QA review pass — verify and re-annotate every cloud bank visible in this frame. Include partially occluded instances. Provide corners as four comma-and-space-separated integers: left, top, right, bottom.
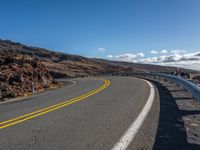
107, 52, 144, 62
106, 49, 200, 71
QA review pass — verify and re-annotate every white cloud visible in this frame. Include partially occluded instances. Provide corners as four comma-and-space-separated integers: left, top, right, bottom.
161, 49, 168, 54
168, 53, 182, 62
183, 51, 200, 58
158, 60, 200, 71
136, 52, 144, 57
105, 50, 200, 71
115, 53, 137, 62
141, 57, 158, 63
141, 52, 200, 64
150, 50, 158, 54
171, 49, 187, 54
114, 52, 145, 62
107, 55, 113, 59
139, 51, 200, 71
97, 48, 106, 52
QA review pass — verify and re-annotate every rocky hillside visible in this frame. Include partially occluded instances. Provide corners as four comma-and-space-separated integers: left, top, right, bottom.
0, 50, 58, 101
0, 39, 183, 79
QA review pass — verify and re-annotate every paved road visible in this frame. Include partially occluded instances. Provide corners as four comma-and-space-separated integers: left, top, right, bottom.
0, 77, 150, 150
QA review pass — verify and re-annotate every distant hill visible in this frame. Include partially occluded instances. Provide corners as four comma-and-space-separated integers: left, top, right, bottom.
0, 39, 182, 79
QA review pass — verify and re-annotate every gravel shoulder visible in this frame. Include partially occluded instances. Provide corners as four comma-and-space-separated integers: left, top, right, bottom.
151, 78, 200, 150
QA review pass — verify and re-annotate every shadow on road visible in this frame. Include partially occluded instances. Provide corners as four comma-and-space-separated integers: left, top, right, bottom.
180, 110, 200, 116
150, 80, 200, 150
174, 97, 193, 100
170, 89, 185, 92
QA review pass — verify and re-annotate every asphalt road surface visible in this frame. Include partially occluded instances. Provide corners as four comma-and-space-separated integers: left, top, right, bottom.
0, 77, 151, 150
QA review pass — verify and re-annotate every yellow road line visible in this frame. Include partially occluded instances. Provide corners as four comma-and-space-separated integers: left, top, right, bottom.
0, 79, 110, 129
0, 80, 108, 125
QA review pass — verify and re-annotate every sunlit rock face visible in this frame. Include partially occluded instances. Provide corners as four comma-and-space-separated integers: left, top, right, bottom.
0, 50, 57, 100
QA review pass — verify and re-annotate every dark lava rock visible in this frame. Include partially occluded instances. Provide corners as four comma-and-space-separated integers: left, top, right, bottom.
0, 51, 58, 100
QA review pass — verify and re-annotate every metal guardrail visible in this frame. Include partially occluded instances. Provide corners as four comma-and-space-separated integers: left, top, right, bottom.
75, 72, 200, 101
147, 73, 200, 101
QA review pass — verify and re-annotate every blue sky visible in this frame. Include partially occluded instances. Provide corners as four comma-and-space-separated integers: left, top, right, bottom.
1, 0, 200, 70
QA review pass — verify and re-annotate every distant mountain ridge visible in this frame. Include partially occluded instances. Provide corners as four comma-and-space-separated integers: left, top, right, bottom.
0, 39, 87, 62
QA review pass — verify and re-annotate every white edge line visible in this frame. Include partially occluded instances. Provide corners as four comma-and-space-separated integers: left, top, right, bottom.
111, 79, 155, 150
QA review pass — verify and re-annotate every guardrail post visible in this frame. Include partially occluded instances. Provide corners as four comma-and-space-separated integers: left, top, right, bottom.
32, 82, 35, 94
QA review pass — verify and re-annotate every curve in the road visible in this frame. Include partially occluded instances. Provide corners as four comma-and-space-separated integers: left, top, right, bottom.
0, 78, 110, 130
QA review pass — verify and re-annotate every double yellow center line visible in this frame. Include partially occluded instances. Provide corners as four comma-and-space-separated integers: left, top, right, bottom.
0, 79, 110, 129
